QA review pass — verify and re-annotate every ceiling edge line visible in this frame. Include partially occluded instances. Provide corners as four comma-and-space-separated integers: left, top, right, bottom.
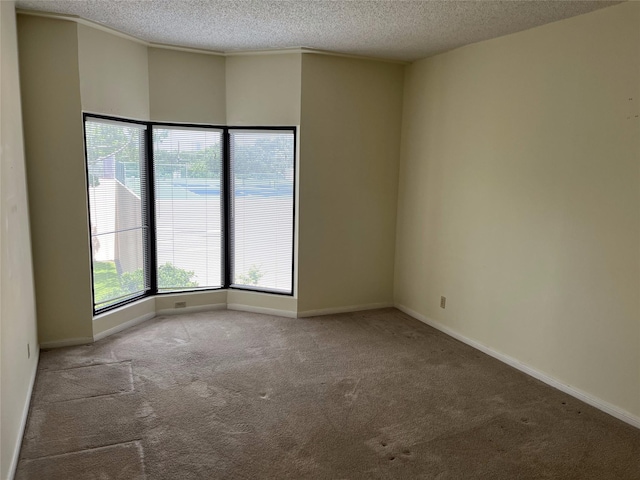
15, 9, 409, 64
227, 47, 409, 64
17, 9, 153, 48
16, 9, 226, 56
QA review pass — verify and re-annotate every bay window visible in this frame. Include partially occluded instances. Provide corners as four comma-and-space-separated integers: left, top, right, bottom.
84, 114, 295, 314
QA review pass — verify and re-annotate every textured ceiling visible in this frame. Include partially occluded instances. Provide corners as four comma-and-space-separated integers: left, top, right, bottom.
15, 0, 622, 62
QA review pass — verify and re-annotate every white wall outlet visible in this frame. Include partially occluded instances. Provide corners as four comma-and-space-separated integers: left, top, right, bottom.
440, 296, 446, 309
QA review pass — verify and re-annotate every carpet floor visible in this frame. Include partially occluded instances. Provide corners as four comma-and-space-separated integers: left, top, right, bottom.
16, 308, 640, 479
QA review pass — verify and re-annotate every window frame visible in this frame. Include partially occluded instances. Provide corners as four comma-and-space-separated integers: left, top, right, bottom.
84, 113, 297, 315
151, 124, 225, 293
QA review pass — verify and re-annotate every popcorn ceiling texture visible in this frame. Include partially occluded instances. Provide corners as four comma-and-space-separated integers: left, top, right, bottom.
15, 0, 620, 61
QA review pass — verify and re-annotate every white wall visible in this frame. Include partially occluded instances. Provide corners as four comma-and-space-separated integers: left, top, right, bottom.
298, 54, 404, 314
0, 2, 40, 478
395, 2, 640, 419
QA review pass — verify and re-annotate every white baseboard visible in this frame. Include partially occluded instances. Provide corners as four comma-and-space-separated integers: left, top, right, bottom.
93, 312, 156, 342
39, 337, 94, 349
395, 303, 640, 430
227, 303, 297, 318
7, 346, 40, 480
297, 302, 393, 318
156, 303, 226, 316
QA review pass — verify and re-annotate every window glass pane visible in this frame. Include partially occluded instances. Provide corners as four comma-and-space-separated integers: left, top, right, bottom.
153, 127, 223, 291
86, 119, 148, 311
230, 130, 294, 293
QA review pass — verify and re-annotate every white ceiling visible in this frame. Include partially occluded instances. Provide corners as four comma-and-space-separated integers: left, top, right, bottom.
15, 0, 622, 62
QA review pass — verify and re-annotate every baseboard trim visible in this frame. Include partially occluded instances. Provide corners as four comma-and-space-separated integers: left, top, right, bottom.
297, 302, 393, 318
156, 303, 226, 316
39, 337, 94, 349
93, 312, 157, 342
395, 303, 640, 430
7, 346, 40, 480
227, 303, 297, 318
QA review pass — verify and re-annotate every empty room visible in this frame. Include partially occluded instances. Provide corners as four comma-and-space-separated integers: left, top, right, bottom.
1, 0, 639, 478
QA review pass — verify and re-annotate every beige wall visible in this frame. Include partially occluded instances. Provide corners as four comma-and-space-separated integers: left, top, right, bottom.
149, 48, 226, 124
395, 2, 640, 417
0, 3, 40, 478
19, 20, 307, 344
226, 54, 301, 125
18, 19, 152, 346
78, 25, 149, 120
227, 290, 297, 317
93, 296, 155, 338
154, 290, 227, 314
12, 0, 639, 449
298, 54, 404, 314
17, 15, 94, 345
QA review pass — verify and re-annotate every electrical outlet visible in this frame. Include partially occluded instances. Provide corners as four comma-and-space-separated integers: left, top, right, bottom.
27, 343, 30, 359
174, 301, 187, 308
440, 296, 446, 309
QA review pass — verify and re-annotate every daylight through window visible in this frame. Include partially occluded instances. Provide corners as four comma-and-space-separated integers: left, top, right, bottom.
84, 116, 296, 313
86, 119, 150, 311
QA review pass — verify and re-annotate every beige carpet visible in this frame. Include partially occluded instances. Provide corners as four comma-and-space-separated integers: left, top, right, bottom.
16, 308, 640, 479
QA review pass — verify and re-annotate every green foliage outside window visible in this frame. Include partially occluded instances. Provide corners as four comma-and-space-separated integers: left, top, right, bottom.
236, 264, 264, 286
93, 261, 199, 307
156, 263, 199, 290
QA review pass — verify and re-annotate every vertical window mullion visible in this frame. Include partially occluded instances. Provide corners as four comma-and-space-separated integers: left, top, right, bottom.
146, 126, 158, 295
223, 129, 232, 288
